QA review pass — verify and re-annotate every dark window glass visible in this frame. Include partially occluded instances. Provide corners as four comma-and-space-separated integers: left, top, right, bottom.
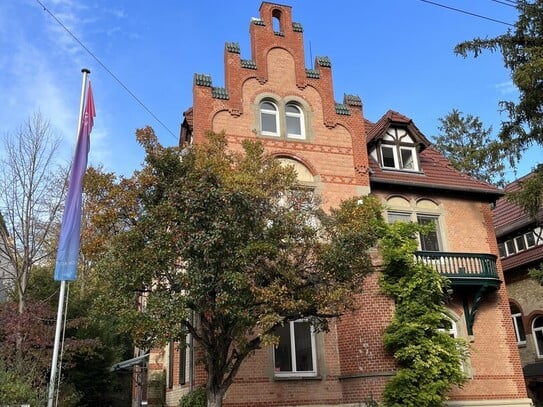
515, 236, 526, 252
505, 240, 516, 255
274, 324, 292, 372
294, 321, 313, 372
417, 215, 441, 252
381, 145, 396, 168
498, 243, 506, 258
526, 232, 536, 248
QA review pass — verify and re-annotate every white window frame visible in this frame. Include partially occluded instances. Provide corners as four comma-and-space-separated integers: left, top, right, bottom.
511, 312, 526, 346
533, 316, 543, 358
260, 101, 280, 137
285, 103, 305, 140
386, 211, 442, 252
273, 320, 317, 377
378, 127, 419, 171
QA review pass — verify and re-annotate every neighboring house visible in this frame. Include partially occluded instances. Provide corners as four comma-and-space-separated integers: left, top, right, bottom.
494, 172, 543, 406
144, 3, 532, 406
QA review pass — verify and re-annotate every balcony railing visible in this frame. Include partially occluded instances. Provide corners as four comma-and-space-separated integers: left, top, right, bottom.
414, 251, 501, 288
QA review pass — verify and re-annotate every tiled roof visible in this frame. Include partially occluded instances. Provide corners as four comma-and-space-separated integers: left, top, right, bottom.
335, 103, 350, 116
344, 94, 361, 107
241, 59, 257, 70
194, 74, 212, 87
316, 56, 331, 68
366, 113, 503, 199
225, 42, 240, 54
183, 107, 193, 128
212, 87, 229, 100
367, 110, 431, 148
493, 172, 543, 237
292, 22, 303, 32
306, 69, 320, 79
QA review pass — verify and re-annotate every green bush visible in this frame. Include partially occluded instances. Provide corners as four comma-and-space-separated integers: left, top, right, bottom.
180, 387, 207, 407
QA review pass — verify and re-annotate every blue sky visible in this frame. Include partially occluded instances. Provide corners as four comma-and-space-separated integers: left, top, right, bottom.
1, 0, 539, 181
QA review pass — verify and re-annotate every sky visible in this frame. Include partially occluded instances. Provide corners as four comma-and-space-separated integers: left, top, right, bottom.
1, 0, 540, 181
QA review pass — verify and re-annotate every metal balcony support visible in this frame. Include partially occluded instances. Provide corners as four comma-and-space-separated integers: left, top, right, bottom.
415, 251, 502, 336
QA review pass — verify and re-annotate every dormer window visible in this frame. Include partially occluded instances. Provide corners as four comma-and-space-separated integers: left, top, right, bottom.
378, 128, 419, 171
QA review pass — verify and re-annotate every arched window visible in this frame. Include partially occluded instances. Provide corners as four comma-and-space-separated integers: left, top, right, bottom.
510, 303, 526, 345
285, 103, 305, 140
532, 316, 543, 357
272, 9, 282, 33
260, 101, 279, 136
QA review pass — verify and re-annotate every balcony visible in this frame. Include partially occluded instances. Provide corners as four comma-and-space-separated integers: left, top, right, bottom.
414, 251, 502, 335
415, 251, 501, 289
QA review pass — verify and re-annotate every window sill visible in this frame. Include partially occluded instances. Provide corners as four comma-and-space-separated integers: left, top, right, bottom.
273, 374, 321, 381
380, 167, 424, 175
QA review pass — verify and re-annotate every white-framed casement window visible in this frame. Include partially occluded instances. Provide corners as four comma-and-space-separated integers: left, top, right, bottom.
510, 303, 526, 346
498, 227, 543, 259
438, 316, 458, 339
274, 320, 317, 377
378, 128, 419, 171
285, 103, 305, 139
387, 211, 442, 252
533, 316, 543, 358
260, 101, 280, 136
417, 214, 441, 252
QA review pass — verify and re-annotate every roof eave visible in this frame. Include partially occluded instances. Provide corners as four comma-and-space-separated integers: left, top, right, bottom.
370, 176, 504, 201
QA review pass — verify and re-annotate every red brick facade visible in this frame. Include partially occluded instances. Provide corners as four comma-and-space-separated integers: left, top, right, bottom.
149, 3, 532, 406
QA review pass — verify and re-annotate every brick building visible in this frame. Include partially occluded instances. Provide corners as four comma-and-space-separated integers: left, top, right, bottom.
494, 172, 543, 406
145, 3, 532, 406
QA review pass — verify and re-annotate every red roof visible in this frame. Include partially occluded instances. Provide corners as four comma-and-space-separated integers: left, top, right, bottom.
366, 111, 503, 200
493, 172, 543, 237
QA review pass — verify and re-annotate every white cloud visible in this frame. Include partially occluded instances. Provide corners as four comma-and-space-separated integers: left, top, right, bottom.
495, 80, 517, 95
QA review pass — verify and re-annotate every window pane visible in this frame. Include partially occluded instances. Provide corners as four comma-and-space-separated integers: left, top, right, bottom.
274, 325, 292, 372
387, 212, 411, 224
514, 314, 526, 342
400, 148, 415, 169
261, 112, 277, 134
417, 215, 441, 252
293, 321, 313, 372
536, 330, 543, 357
534, 316, 543, 329
515, 236, 526, 252
286, 104, 300, 114
505, 240, 516, 255
526, 232, 536, 248
286, 115, 302, 136
498, 243, 506, 258
381, 146, 396, 168
261, 101, 276, 111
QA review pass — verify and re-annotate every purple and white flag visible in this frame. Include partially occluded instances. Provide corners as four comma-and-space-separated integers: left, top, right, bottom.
54, 82, 95, 281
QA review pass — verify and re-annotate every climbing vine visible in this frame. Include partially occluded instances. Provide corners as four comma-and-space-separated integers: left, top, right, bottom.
380, 222, 467, 407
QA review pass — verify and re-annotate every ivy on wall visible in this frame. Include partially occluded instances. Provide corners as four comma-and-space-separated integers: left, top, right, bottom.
379, 222, 467, 407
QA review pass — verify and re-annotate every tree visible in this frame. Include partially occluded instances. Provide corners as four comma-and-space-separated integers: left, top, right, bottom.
98, 128, 386, 407
455, 1, 543, 211
433, 109, 506, 186
380, 222, 467, 407
0, 112, 67, 315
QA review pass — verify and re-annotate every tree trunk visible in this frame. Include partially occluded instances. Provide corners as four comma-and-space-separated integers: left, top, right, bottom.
207, 388, 225, 407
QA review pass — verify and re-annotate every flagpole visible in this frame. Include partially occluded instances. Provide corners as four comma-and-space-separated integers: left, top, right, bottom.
47, 68, 90, 407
